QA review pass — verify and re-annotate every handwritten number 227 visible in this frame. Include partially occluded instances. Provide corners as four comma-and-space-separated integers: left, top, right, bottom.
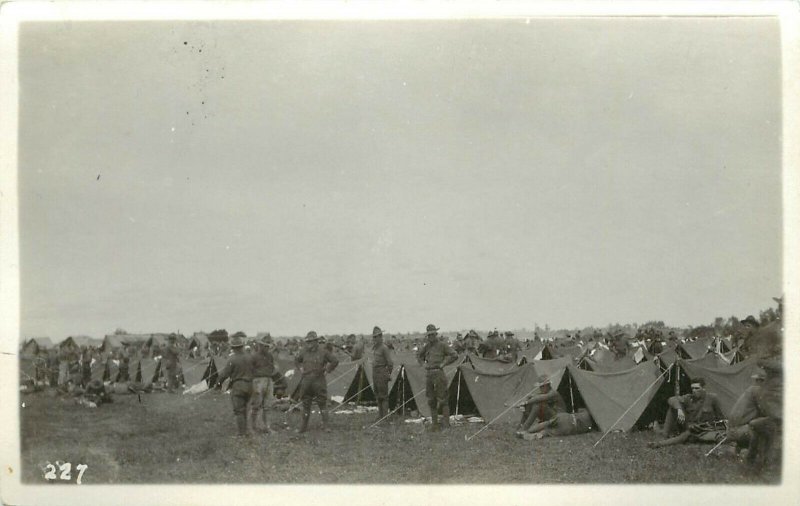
43, 462, 88, 484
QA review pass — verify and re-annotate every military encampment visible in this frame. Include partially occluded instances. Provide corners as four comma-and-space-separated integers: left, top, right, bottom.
18, 304, 784, 484
6, 9, 792, 503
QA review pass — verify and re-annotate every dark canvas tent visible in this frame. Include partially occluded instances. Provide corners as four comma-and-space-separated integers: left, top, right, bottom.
677, 357, 765, 417
181, 358, 212, 387
517, 343, 544, 363
21, 337, 54, 357
682, 353, 730, 370
388, 356, 465, 418
720, 348, 746, 365
541, 342, 586, 361
677, 337, 714, 359
451, 357, 571, 424
468, 354, 519, 374
341, 359, 383, 405
567, 361, 665, 433
188, 333, 209, 350
580, 347, 639, 373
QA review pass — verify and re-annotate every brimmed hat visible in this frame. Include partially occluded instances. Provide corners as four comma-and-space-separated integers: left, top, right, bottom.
372, 326, 384, 338
168, 334, 177, 341
257, 336, 272, 346
425, 324, 439, 335
505, 331, 514, 337
740, 315, 759, 327
305, 331, 319, 342
230, 336, 245, 348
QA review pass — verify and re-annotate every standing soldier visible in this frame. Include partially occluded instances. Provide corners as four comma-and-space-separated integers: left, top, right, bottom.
249, 335, 275, 434
504, 331, 521, 362
417, 324, 458, 432
163, 335, 181, 393
295, 331, 339, 433
57, 342, 78, 388
371, 326, 394, 424
117, 346, 131, 383
81, 347, 93, 387
216, 336, 254, 438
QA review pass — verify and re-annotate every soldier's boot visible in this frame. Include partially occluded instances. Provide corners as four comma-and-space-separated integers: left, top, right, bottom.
298, 410, 311, 434
235, 414, 249, 437
430, 403, 440, 432
441, 405, 451, 430
376, 400, 386, 423
321, 409, 332, 433
381, 400, 391, 424
261, 410, 273, 434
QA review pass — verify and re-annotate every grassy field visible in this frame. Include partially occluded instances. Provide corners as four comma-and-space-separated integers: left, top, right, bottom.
19, 389, 780, 485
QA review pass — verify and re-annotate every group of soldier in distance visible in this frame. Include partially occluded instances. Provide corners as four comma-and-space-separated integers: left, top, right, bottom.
20, 307, 783, 473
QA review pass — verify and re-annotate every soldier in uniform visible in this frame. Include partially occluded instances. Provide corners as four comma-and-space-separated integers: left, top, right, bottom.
648, 377, 725, 448
504, 331, 521, 362
512, 375, 567, 435
249, 336, 275, 434
117, 346, 131, 383
57, 343, 78, 388
80, 347, 93, 387
163, 335, 181, 393
295, 331, 339, 433
371, 326, 394, 424
216, 336, 254, 437
417, 324, 458, 432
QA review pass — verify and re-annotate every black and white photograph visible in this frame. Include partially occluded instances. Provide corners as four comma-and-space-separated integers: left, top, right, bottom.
1, 2, 798, 505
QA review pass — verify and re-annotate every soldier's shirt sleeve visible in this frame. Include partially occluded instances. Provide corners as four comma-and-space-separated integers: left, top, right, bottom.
217, 361, 232, 383
326, 351, 339, 372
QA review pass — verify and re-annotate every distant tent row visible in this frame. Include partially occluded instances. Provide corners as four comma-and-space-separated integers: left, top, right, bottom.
21, 341, 766, 434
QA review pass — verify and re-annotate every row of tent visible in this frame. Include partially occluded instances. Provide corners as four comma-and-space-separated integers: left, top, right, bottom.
19, 356, 219, 390
20, 345, 763, 433
272, 349, 764, 432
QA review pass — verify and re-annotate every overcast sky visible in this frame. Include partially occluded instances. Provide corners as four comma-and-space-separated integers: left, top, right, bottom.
18, 18, 782, 340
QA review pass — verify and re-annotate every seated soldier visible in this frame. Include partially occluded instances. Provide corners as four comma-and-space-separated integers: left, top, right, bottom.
83, 379, 113, 405
747, 358, 782, 470
648, 377, 726, 448
726, 372, 766, 452
519, 408, 593, 440
512, 375, 567, 436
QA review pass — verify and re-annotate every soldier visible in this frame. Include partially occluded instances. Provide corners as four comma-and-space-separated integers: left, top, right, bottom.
117, 346, 131, 383
504, 331, 521, 362
464, 330, 481, 354
371, 326, 394, 424
57, 343, 78, 388
80, 347, 93, 387
33, 349, 48, 385
417, 324, 458, 432
163, 335, 181, 393
295, 331, 339, 433
512, 375, 567, 436
249, 335, 275, 434
739, 315, 759, 352
216, 336, 254, 438
747, 358, 782, 470
648, 377, 725, 448
727, 372, 766, 453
